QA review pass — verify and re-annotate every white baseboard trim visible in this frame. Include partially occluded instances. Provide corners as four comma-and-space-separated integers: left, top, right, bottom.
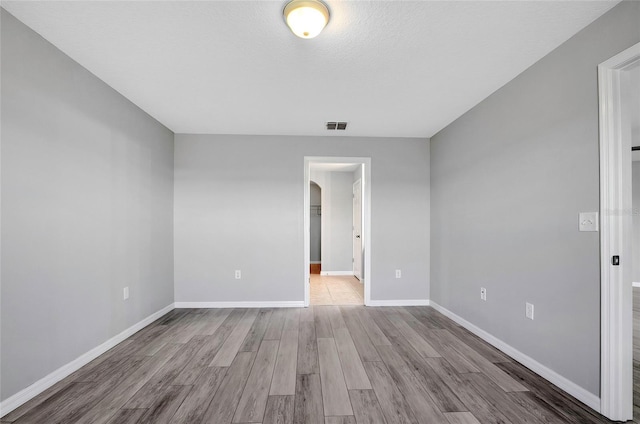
310, 261, 321, 264
0, 303, 175, 418
174, 301, 305, 308
320, 271, 354, 276
367, 299, 430, 307
428, 301, 601, 413
632, 282, 640, 288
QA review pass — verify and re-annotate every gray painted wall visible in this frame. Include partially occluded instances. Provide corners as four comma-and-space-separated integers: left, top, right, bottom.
311, 170, 354, 273
631, 65, 640, 151
174, 134, 430, 303
353, 165, 364, 279
430, 1, 640, 397
1, 10, 175, 401
310, 182, 321, 262
326, 172, 353, 272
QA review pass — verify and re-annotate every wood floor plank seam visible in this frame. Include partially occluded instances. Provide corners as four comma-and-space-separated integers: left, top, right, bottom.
233, 339, 280, 423
211, 309, 260, 367
200, 351, 257, 424
386, 334, 467, 413
169, 366, 227, 423
375, 344, 446, 422
347, 389, 388, 424
332, 327, 372, 390
341, 309, 382, 362
270, 330, 299, 396
362, 360, 418, 424
317, 338, 353, 416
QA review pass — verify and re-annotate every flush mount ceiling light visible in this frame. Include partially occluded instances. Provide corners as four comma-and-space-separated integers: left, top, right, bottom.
283, 0, 330, 39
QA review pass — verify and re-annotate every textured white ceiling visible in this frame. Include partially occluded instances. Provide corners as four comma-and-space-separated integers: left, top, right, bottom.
2, 0, 619, 138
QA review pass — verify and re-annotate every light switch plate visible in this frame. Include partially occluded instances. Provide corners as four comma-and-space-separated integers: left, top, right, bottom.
579, 212, 598, 232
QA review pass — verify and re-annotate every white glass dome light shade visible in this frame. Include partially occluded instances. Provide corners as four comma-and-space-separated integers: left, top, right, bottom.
283, 0, 330, 39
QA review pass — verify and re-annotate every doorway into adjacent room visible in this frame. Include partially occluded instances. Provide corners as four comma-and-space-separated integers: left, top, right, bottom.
304, 157, 371, 306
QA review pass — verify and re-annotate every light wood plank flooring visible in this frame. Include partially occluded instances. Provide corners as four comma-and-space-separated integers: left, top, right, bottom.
1, 305, 617, 424
311, 275, 363, 305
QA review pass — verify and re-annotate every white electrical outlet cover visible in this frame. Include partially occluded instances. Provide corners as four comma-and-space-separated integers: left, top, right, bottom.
526, 302, 534, 320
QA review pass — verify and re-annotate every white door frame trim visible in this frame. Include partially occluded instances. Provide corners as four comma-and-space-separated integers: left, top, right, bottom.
599, 41, 639, 421
304, 157, 372, 307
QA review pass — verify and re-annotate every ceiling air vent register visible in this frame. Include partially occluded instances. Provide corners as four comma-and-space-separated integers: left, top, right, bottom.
326, 122, 348, 130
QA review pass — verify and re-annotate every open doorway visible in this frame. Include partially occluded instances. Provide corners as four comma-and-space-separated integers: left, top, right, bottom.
304, 157, 371, 307
308, 163, 363, 305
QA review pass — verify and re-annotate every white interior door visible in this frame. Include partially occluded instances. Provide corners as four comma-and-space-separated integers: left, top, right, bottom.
353, 179, 363, 280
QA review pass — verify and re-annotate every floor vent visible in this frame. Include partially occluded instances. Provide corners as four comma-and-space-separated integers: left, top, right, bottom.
326, 121, 348, 130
